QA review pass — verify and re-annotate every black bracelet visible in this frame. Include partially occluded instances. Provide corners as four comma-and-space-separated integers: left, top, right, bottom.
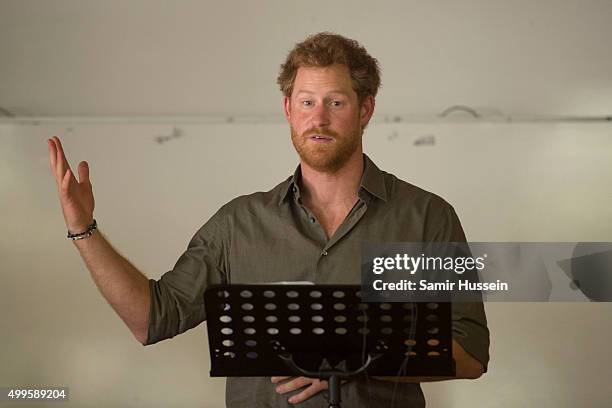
67, 219, 98, 241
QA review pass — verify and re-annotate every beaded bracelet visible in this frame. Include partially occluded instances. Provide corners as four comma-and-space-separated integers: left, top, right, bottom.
67, 219, 98, 241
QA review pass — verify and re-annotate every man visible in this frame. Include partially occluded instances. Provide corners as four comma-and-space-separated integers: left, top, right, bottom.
48, 32, 489, 407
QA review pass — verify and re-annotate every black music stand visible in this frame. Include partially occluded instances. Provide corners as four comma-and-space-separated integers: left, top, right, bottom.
204, 284, 454, 408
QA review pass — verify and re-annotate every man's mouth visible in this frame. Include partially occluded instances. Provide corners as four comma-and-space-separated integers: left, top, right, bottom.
310, 135, 333, 141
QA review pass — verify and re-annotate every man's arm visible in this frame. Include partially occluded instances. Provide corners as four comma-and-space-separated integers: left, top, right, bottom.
372, 339, 484, 383
72, 231, 151, 344
48, 137, 150, 344
272, 337, 485, 404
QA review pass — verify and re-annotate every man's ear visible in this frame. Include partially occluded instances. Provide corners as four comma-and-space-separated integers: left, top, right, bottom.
360, 95, 375, 128
283, 96, 291, 122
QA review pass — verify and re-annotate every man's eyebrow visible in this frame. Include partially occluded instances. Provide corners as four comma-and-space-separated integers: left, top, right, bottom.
295, 90, 351, 96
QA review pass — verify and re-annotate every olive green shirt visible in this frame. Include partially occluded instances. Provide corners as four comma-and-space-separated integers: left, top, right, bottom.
145, 154, 490, 407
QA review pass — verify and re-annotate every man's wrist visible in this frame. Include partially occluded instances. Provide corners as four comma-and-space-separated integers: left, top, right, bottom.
67, 219, 97, 241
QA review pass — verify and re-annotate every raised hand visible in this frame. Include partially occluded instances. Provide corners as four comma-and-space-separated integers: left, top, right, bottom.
48, 136, 95, 233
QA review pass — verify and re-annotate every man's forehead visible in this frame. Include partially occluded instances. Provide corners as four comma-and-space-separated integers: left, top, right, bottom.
293, 64, 355, 95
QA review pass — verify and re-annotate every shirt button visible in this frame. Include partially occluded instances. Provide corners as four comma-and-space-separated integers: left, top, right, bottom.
292, 186, 297, 193
309, 217, 316, 223
322, 251, 328, 256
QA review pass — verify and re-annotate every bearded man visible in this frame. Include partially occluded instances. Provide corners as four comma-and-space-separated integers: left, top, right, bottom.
49, 32, 489, 407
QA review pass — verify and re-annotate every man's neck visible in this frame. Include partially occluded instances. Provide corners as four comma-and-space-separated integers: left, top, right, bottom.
299, 151, 364, 211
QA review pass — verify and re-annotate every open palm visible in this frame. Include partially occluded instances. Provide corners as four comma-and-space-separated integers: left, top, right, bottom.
48, 136, 95, 233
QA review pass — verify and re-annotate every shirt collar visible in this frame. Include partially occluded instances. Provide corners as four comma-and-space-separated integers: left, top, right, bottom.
360, 154, 388, 202
279, 154, 388, 205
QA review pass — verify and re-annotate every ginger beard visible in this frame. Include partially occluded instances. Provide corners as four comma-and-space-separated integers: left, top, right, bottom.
290, 115, 363, 173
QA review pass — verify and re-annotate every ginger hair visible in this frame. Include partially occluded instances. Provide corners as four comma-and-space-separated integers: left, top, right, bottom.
277, 32, 381, 106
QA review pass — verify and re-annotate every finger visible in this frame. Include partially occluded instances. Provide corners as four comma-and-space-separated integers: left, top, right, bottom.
48, 138, 57, 173
61, 168, 73, 193
77, 161, 90, 184
271, 376, 290, 384
288, 380, 328, 404
53, 136, 65, 180
50, 137, 64, 185
275, 377, 311, 395
54, 136, 72, 181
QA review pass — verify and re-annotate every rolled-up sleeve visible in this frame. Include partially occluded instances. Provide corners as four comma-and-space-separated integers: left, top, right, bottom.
451, 301, 490, 372
426, 197, 491, 372
144, 212, 228, 345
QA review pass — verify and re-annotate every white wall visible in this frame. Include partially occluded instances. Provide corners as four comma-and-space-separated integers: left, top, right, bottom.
1, 121, 611, 407
1, 0, 611, 117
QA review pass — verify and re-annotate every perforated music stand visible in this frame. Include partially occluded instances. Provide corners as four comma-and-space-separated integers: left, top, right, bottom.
204, 284, 454, 408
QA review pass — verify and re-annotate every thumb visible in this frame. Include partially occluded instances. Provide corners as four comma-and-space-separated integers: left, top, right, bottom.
77, 161, 90, 184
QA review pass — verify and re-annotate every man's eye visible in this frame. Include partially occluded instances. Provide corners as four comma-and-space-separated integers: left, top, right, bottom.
302, 100, 312, 106
330, 100, 343, 107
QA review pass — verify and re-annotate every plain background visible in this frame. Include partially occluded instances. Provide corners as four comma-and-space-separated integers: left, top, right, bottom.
1, 1, 611, 407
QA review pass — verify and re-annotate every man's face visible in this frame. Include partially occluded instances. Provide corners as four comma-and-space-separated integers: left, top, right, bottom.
284, 63, 374, 173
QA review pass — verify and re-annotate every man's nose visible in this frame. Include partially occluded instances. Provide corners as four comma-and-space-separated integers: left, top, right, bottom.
311, 103, 331, 127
